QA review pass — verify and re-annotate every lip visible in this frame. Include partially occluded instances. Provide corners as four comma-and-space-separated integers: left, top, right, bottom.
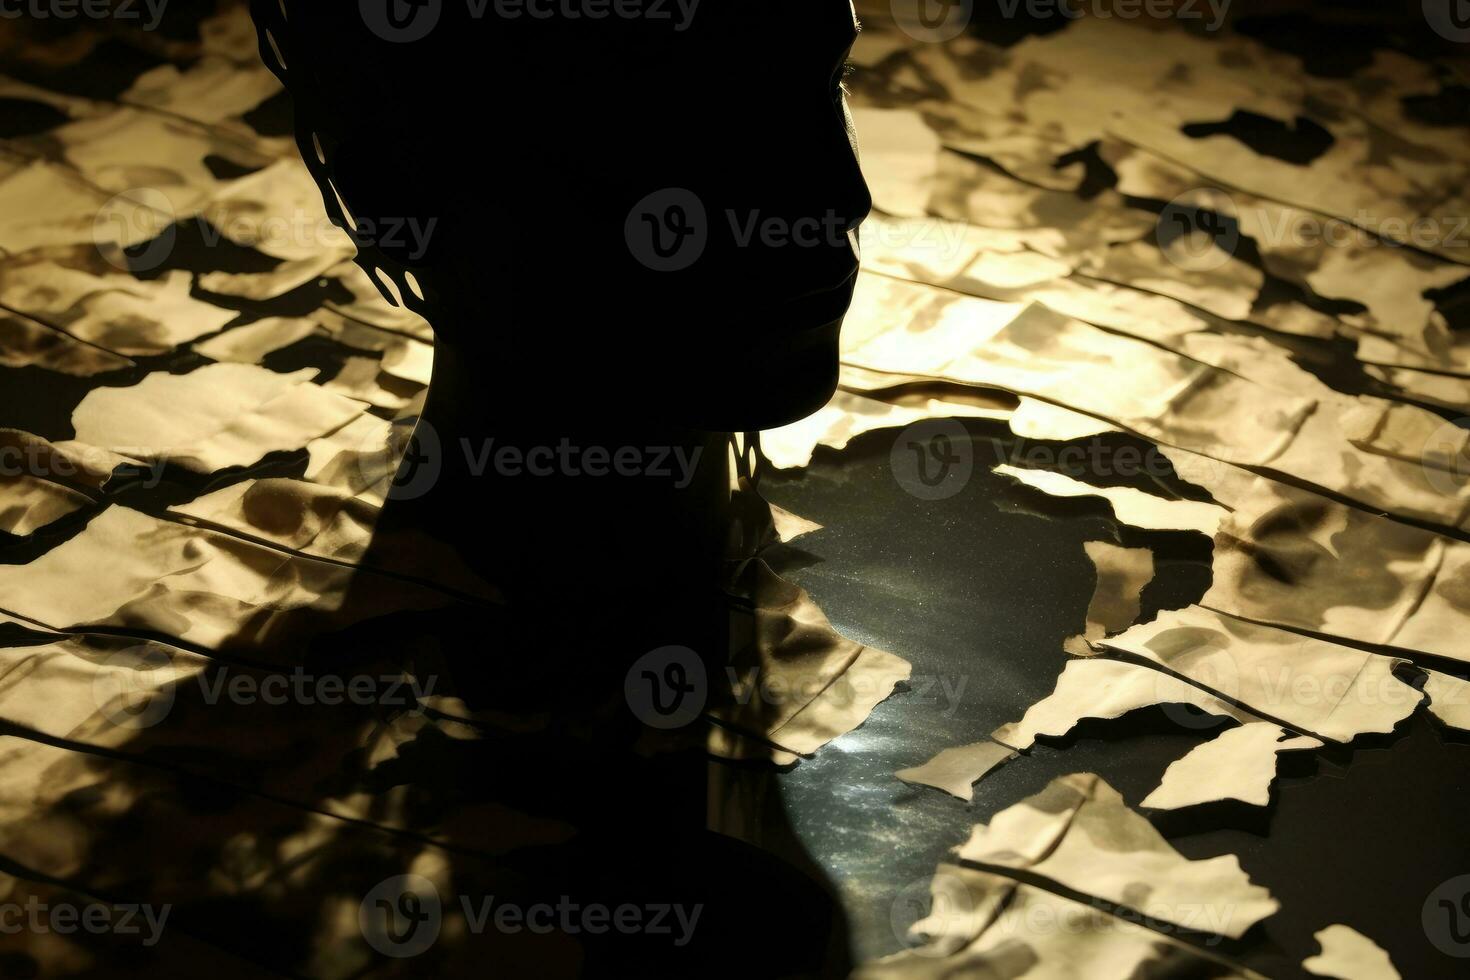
769, 262, 861, 322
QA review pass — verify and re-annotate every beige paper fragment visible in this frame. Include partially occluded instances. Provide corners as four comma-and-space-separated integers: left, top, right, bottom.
0, 428, 122, 490
761, 387, 1008, 470
1108, 98, 1470, 265
705, 725, 799, 767
0, 311, 132, 377
55, 107, 272, 217
1008, 397, 1121, 442
200, 2, 267, 62
1304, 925, 1401, 980
192, 316, 321, 363
120, 56, 282, 127
842, 283, 1315, 472
0, 475, 90, 537
1080, 238, 1262, 323
956, 773, 1279, 938
714, 561, 910, 756
1169, 333, 1470, 532
197, 250, 346, 302
997, 464, 1224, 535
895, 741, 1016, 801
323, 260, 435, 339
892, 863, 1013, 960
928, 151, 1155, 263
1067, 540, 1154, 655
859, 869, 1267, 979
321, 356, 417, 412
170, 478, 376, 563
769, 504, 821, 543
1141, 722, 1322, 810
992, 657, 1264, 752
200, 157, 356, 263
1098, 606, 1420, 743
1202, 477, 1470, 663
1365, 365, 1470, 412
0, 262, 238, 356
1422, 670, 1470, 732
0, 161, 128, 254
0, 506, 452, 656
71, 363, 366, 474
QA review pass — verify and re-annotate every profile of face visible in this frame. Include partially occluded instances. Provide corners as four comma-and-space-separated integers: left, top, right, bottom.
254, 1, 870, 430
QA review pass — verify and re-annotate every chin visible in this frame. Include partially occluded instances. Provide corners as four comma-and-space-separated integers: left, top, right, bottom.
681, 317, 843, 432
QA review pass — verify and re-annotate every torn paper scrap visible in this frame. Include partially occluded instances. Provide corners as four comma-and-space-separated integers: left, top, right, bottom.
992, 657, 1265, 752
192, 317, 322, 363
0, 475, 90, 537
1141, 722, 1322, 810
71, 363, 367, 474
1421, 670, 1470, 732
1008, 397, 1121, 442
996, 464, 1225, 535
895, 741, 1016, 802
769, 504, 821, 543
1203, 476, 1470, 664
956, 773, 1279, 938
1097, 605, 1420, 743
761, 387, 1008, 470
1064, 540, 1155, 656
0, 505, 453, 657
713, 561, 911, 756
859, 867, 1268, 979
0, 263, 238, 357
1304, 925, 1401, 980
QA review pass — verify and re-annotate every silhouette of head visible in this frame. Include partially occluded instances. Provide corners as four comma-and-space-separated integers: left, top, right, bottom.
253, 1, 870, 429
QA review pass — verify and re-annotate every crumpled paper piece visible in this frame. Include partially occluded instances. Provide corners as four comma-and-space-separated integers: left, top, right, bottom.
996, 465, 1225, 536
761, 386, 1009, 470
1141, 722, 1322, 810
71, 363, 367, 473
1064, 540, 1155, 657
895, 741, 1016, 802
1097, 605, 1420, 743
0, 257, 240, 356
1421, 669, 1470, 732
843, 283, 1314, 471
956, 773, 1279, 939
0, 310, 133, 376
0, 475, 90, 537
1304, 924, 1401, 980
858, 866, 1268, 979
713, 560, 911, 757
992, 657, 1265, 752
1202, 477, 1470, 664
0, 505, 455, 657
